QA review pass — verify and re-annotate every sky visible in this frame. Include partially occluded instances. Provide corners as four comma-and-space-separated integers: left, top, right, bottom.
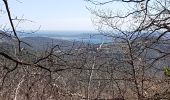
1, 0, 95, 31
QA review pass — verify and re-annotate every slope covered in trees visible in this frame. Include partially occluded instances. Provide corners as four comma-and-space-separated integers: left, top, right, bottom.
0, 0, 170, 100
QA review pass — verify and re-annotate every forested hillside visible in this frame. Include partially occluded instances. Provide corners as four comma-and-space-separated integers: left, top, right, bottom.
0, 0, 170, 100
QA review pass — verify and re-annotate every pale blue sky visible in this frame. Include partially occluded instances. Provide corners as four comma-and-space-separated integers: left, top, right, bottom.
1, 0, 95, 31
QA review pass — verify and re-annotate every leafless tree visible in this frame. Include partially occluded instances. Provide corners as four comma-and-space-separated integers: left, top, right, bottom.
2, 0, 170, 99
86, 0, 170, 99
0, 0, 87, 99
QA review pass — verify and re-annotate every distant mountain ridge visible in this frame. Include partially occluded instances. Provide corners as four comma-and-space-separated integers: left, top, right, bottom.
21, 36, 88, 51
20, 31, 112, 44
0, 30, 16, 44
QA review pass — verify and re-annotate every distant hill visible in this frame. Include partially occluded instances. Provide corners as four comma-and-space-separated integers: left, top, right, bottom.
20, 31, 112, 44
21, 37, 88, 51
0, 30, 16, 44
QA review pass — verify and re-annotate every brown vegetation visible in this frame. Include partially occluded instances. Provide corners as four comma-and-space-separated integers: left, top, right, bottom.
0, 0, 170, 100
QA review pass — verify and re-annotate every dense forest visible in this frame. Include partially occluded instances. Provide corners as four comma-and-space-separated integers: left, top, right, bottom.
0, 0, 170, 100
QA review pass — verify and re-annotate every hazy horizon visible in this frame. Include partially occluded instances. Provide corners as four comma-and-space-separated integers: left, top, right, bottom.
19, 30, 112, 44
